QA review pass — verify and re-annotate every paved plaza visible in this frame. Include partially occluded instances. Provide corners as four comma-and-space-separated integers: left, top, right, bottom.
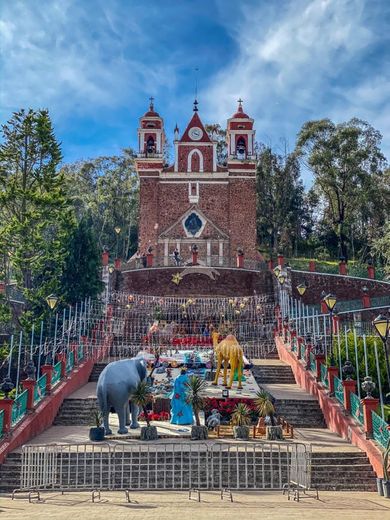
1, 491, 389, 520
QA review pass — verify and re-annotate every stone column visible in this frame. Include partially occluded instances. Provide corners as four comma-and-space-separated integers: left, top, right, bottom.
57, 353, 67, 378
315, 354, 326, 381
41, 365, 54, 394
342, 379, 356, 413
277, 254, 284, 267
21, 379, 36, 411
327, 366, 339, 396
309, 260, 316, 272
361, 397, 379, 438
367, 264, 375, 279
339, 260, 347, 275
146, 252, 154, 267
0, 399, 14, 434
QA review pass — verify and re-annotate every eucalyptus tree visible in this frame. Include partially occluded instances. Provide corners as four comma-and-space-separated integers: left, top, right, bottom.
296, 118, 386, 260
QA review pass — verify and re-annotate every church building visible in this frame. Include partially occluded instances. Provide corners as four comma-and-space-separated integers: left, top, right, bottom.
135, 99, 257, 266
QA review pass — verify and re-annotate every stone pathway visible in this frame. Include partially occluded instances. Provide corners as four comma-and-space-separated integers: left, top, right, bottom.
1, 490, 389, 519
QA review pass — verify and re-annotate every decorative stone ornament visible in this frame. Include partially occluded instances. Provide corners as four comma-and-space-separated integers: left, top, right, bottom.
362, 376, 375, 398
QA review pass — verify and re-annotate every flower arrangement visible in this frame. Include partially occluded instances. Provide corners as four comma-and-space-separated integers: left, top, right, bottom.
204, 397, 258, 423
139, 410, 170, 422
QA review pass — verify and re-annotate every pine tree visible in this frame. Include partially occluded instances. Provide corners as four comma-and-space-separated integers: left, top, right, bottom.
60, 217, 104, 304
0, 109, 74, 325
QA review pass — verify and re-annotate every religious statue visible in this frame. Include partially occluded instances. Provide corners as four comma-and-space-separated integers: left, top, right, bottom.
170, 369, 194, 425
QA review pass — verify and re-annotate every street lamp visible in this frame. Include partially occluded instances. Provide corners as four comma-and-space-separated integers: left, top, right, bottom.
372, 314, 390, 391
46, 294, 58, 310
323, 293, 337, 365
296, 283, 307, 297
108, 265, 115, 274
278, 271, 286, 285
273, 265, 281, 278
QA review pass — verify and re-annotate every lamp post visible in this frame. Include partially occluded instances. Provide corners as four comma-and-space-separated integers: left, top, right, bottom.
323, 293, 337, 365
114, 226, 121, 259
372, 314, 390, 392
278, 271, 287, 318
46, 294, 58, 311
296, 283, 307, 337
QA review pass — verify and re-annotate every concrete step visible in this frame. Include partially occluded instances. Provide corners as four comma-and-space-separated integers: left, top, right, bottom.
0, 449, 377, 493
53, 398, 98, 425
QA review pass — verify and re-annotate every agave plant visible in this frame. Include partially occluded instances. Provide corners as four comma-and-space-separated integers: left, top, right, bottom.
131, 380, 153, 427
92, 410, 103, 428
185, 375, 208, 426
231, 402, 252, 427
254, 390, 276, 426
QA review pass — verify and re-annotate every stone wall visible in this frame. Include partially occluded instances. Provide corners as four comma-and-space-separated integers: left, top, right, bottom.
291, 271, 390, 304
118, 267, 273, 297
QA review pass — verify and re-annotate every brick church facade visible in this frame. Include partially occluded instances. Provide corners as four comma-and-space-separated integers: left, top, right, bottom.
135, 99, 257, 266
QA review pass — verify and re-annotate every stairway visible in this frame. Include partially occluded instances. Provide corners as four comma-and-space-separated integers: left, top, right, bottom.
311, 452, 377, 491
252, 364, 296, 384
0, 448, 376, 493
53, 398, 98, 426
89, 362, 107, 382
272, 399, 326, 428
0, 452, 21, 493
252, 363, 326, 428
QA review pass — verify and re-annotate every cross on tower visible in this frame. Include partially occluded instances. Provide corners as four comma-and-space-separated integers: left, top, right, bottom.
237, 98, 243, 107
149, 96, 154, 110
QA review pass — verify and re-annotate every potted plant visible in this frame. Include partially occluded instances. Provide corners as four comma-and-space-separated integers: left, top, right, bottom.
254, 390, 283, 440
231, 402, 251, 440
382, 439, 390, 498
186, 375, 208, 440
131, 381, 158, 441
89, 411, 105, 442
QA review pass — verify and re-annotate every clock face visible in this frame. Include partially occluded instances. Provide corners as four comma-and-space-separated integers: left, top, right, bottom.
189, 127, 203, 141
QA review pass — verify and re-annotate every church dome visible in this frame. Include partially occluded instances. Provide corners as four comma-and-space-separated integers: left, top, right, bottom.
232, 99, 249, 118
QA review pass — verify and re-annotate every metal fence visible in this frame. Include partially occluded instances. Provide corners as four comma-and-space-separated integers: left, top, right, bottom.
15, 441, 312, 497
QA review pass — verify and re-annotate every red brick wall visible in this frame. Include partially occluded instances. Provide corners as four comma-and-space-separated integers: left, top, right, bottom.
120, 267, 273, 297
178, 145, 213, 172
138, 177, 159, 253
228, 178, 257, 258
291, 271, 390, 304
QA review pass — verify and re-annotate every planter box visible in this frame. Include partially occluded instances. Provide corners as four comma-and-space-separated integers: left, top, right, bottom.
266, 425, 284, 440
140, 425, 158, 441
191, 425, 208, 440
89, 427, 105, 442
233, 425, 250, 440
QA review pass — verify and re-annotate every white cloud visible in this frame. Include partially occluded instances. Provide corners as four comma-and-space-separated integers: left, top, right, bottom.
201, 0, 389, 165
0, 0, 176, 119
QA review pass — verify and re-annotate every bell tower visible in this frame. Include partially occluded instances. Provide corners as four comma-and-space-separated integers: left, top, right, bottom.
226, 99, 255, 160
135, 99, 165, 254
137, 97, 165, 158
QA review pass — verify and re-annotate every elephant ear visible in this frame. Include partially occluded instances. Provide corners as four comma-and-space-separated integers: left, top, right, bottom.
135, 357, 148, 380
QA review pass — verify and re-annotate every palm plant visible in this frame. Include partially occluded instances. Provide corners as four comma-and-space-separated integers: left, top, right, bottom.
231, 403, 252, 427
185, 375, 208, 426
131, 380, 153, 427
254, 390, 276, 426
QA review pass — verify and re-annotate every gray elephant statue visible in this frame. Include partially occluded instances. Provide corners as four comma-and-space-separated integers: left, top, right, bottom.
96, 357, 147, 435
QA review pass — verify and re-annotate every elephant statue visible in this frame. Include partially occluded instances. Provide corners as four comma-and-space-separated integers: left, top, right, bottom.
96, 357, 147, 435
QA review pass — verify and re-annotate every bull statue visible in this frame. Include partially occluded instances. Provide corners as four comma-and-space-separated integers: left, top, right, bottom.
96, 357, 147, 435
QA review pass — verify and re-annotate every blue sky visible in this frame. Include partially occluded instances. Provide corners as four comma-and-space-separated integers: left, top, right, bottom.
0, 0, 389, 184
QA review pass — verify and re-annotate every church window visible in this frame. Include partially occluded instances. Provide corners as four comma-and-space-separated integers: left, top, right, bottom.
187, 149, 204, 172
183, 212, 203, 236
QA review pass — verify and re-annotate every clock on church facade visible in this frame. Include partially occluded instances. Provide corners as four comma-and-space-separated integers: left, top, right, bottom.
135, 98, 257, 266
